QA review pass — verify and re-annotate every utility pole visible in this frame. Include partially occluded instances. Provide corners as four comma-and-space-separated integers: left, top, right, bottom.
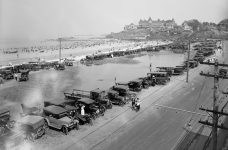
199, 59, 228, 150
150, 63, 152, 72
186, 40, 190, 83
59, 38, 62, 62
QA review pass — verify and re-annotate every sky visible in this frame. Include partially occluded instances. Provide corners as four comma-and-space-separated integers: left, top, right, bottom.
0, 0, 228, 40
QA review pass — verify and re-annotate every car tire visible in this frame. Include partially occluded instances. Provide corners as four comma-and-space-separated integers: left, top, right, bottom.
109, 103, 113, 109
62, 126, 68, 135
44, 120, 49, 132
75, 123, 79, 130
88, 118, 93, 126
27, 134, 35, 142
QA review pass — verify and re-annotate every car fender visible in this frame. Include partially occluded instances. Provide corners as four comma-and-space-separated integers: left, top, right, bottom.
44, 118, 50, 126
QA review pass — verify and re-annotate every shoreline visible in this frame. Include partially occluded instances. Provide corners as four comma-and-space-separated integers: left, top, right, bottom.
0, 40, 171, 66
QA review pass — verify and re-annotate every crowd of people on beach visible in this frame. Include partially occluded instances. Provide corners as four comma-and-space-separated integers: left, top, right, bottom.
0, 39, 132, 55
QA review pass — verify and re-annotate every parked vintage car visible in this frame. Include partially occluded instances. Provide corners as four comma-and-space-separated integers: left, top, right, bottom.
138, 77, 150, 88
64, 89, 83, 101
184, 60, 199, 68
111, 85, 135, 102
128, 79, 143, 92
147, 72, 170, 85
43, 105, 79, 135
107, 90, 126, 106
76, 98, 105, 119
44, 100, 93, 125
64, 89, 112, 109
54, 63, 65, 70
90, 89, 113, 109
172, 67, 184, 75
0, 70, 14, 80
15, 115, 46, 141
219, 68, 227, 76
64, 60, 73, 66
17, 69, 29, 81
0, 108, 15, 136
156, 67, 174, 76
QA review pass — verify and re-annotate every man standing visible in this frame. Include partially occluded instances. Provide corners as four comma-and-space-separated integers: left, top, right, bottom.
14, 73, 18, 81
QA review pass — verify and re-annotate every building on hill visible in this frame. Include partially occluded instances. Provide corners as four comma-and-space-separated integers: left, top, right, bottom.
182, 22, 193, 31
124, 23, 138, 31
137, 17, 176, 31
138, 19, 150, 29
164, 19, 177, 29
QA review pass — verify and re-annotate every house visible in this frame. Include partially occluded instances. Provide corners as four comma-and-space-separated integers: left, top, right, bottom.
164, 19, 177, 29
182, 22, 193, 31
124, 23, 138, 31
138, 19, 150, 29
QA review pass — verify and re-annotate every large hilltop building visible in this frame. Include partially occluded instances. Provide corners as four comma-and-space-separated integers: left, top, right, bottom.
124, 17, 177, 31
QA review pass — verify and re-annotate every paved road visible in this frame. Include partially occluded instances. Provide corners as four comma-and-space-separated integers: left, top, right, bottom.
93, 41, 228, 150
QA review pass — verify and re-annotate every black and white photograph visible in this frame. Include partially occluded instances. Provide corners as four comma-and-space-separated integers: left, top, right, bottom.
0, 0, 228, 149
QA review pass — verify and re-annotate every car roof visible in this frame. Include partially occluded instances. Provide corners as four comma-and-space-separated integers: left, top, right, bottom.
78, 98, 95, 104
113, 85, 128, 90
91, 88, 104, 93
19, 69, 30, 73
44, 105, 67, 114
147, 72, 167, 75
18, 115, 44, 126
129, 79, 141, 83
108, 90, 119, 94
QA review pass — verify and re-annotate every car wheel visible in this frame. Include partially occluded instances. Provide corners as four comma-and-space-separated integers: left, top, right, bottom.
75, 123, 79, 130
88, 118, 93, 126
62, 126, 68, 135
27, 134, 35, 142
109, 103, 113, 109
44, 120, 49, 131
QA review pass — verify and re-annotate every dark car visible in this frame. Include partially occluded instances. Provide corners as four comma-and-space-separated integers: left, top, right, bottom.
44, 100, 93, 125
107, 90, 126, 106
128, 79, 143, 92
54, 63, 65, 70
0, 70, 14, 80
90, 89, 112, 109
0, 109, 15, 136
111, 85, 135, 102
219, 68, 227, 76
17, 69, 30, 81
147, 72, 170, 85
43, 105, 79, 135
15, 115, 46, 141
76, 98, 105, 119
138, 77, 150, 89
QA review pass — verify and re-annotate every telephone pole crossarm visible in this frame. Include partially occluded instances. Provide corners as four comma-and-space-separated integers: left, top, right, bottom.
199, 120, 228, 130
199, 107, 228, 116
200, 72, 228, 79
200, 61, 228, 67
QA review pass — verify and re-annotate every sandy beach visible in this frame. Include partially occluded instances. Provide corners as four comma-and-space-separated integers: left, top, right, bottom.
0, 39, 169, 66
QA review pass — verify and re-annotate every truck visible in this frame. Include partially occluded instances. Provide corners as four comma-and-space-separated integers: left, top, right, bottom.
64, 89, 112, 109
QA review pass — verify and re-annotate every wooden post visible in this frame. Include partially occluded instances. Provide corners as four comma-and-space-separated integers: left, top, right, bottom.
212, 59, 219, 150
186, 41, 190, 83
59, 38, 62, 62
199, 59, 228, 150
